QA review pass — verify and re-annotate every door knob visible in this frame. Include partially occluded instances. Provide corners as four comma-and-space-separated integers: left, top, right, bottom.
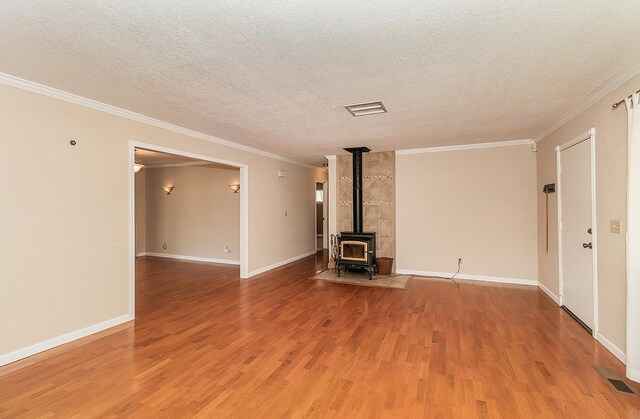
582, 242, 592, 249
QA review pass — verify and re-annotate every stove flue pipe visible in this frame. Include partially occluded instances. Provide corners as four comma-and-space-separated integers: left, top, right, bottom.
344, 147, 370, 233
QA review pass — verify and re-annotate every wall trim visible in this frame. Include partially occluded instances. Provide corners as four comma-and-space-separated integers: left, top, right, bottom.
135, 252, 147, 257
628, 367, 640, 383
538, 281, 561, 305
395, 139, 533, 155
596, 332, 627, 364
143, 252, 240, 265
145, 161, 217, 169
249, 250, 317, 277
0, 313, 132, 367
395, 269, 537, 286
534, 58, 640, 142
0, 72, 315, 169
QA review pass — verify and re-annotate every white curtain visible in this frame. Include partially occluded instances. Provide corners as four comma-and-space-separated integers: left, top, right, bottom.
626, 92, 640, 382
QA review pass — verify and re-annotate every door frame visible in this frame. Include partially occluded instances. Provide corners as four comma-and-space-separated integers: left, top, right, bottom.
129, 141, 249, 318
555, 128, 598, 337
322, 182, 328, 249
314, 181, 318, 252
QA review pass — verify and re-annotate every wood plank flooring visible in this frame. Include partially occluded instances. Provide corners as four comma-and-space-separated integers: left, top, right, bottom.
1, 253, 639, 418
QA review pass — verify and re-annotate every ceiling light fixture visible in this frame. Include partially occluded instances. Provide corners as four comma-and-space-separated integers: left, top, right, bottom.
345, 101, 387, 117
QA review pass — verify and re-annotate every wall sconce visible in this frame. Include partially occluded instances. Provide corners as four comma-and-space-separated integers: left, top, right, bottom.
162, 186, 174, 195
229, 184, 240, 194
134, 161, 145, 173
134, 149, 144, 174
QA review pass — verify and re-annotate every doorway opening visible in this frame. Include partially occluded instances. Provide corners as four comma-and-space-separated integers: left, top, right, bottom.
129, 141, 248, 318
315, 182, 328, 251
556, 128, 598, 337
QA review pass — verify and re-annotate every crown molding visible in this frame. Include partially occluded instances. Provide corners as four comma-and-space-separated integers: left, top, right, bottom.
0, 72, 317, 169
534, 57, 640, 142
395, 139, 534, 155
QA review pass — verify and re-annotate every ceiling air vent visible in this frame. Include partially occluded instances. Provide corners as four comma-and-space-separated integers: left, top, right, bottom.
345, 101, 387, 117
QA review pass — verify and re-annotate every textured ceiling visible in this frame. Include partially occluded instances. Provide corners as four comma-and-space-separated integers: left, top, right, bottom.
1, 1, 640, 165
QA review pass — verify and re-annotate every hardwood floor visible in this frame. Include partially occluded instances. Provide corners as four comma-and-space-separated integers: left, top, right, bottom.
1, 253, 639, 418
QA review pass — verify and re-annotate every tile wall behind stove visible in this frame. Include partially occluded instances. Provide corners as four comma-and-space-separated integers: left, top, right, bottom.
338, 151, 395, 260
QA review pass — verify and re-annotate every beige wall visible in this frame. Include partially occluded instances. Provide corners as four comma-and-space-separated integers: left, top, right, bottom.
0, 82, 326, 357
536, 73, 640, 352
135, 170, 146, 255
396, 145, 538, 281
143, 165, 240, 261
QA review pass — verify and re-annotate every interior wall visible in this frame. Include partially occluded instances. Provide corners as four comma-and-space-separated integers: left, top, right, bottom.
536, 72, 640, 353
396, 145, 538, 281
0, 82, 326, 358
135, 170, 146, 255
143, 165, 240, 262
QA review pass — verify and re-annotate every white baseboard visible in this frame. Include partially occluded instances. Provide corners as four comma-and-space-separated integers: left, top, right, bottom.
135, 252, 147, 257
596, 332, 627, 364
538, 281, 561, 305
0, 313, 132, 367
249, 250, 317, 277
627, 367, 640, 383
143, 252, 240, 265
395, 269, 537, 286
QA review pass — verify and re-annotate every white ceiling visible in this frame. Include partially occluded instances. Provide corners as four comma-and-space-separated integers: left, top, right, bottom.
135, 148, 205, 166
1, 1, 639, 165
135, 148, 237, 170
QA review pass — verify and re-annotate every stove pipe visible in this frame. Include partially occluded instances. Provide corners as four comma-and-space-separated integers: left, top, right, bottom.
344, 147, 370, 233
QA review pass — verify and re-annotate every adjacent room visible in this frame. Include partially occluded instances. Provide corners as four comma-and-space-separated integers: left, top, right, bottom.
134, 148, 242, 266
1, 1, 640, 417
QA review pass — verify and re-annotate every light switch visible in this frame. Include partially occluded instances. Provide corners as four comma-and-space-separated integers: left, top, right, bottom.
610, 219, 621, 234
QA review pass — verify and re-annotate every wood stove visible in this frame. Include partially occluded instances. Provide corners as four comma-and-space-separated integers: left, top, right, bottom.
337, 231, 376, 279
336, 147, 377, 279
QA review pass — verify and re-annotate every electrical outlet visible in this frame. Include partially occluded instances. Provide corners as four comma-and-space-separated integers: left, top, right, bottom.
162, 242, 167, 250
223, 246, 230, 253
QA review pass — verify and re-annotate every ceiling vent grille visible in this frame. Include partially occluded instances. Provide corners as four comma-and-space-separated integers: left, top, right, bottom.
345, 101, 387, 117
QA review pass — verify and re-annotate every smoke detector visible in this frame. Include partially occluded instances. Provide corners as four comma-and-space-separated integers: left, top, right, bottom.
345, 101, 387, 117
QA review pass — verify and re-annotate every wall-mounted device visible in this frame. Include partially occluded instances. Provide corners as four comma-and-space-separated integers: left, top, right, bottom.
543, 183, 556, 253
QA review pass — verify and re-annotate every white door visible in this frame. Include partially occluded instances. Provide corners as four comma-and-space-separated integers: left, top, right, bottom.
560, 138, 594, 330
